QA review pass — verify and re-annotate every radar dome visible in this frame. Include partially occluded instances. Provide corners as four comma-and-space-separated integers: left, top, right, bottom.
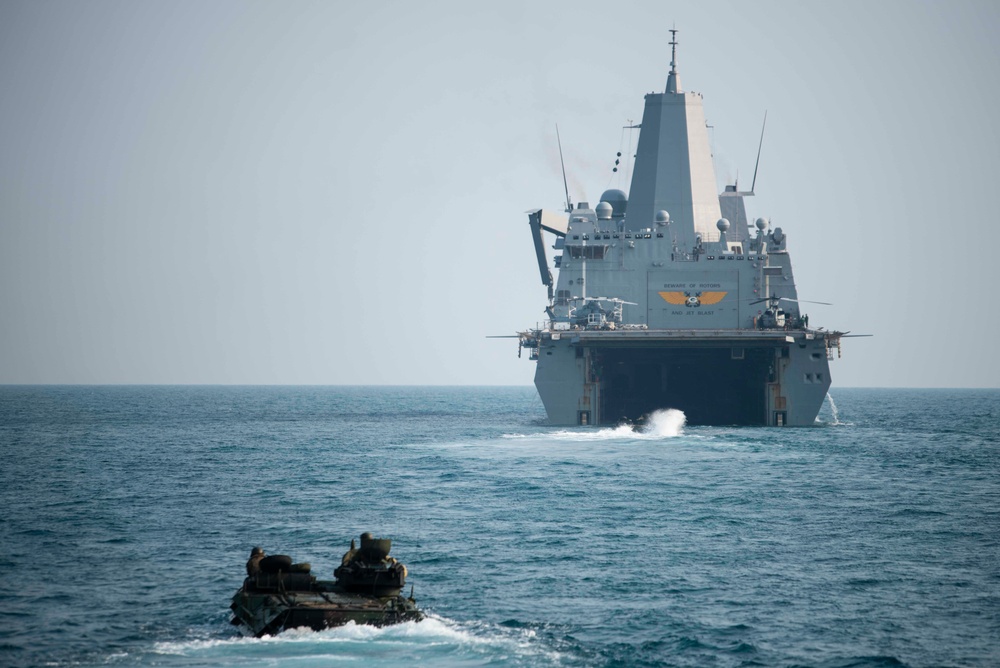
654, 210, 670, 224
716, 218, 730, 232
755, 217, 768, 231
598, 189, 627, 218
596, 202, 613, 220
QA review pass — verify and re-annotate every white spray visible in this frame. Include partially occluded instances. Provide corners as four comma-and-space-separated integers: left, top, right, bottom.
824, 392, 840, 425
636, 408, 687, 438
506, 408, 687, 441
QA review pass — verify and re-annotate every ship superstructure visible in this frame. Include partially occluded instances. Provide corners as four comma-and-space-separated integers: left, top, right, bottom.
518, 33, 843, 427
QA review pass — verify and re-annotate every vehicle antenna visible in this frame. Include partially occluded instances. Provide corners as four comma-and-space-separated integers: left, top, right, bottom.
556, 124, 572, 213
750, 110, 767, 194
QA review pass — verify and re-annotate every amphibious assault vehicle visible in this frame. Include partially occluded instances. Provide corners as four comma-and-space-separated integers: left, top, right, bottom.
230, 534, 422, 637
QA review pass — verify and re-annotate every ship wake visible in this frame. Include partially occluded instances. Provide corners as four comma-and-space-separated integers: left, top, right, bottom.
150, 616, 564, 666
503, 408, 686, 441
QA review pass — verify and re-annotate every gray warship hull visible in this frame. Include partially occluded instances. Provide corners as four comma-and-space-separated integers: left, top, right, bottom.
532, 328, 833, 427
516, 33, 843, 427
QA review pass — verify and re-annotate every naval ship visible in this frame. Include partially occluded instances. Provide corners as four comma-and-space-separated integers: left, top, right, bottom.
517, 33, 845, 427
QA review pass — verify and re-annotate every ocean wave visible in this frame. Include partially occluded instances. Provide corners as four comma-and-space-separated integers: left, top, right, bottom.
149, 615, 565, 666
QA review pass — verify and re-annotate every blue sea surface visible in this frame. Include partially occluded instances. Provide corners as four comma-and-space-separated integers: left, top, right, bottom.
1, 386, 998, 667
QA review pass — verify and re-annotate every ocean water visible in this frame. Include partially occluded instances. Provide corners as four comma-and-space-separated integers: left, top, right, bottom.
1, 386, 998, 667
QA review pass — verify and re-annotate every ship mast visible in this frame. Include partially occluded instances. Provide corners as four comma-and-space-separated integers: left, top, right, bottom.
629, 28, 721, 243
666, 28, 681, 94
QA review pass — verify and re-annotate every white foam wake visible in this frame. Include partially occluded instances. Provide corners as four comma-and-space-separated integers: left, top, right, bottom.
150, 616, 563, 666
505, 408, 686, 441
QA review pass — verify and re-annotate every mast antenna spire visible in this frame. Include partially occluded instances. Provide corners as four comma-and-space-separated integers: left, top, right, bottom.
750, 110, 767, 194
666, 27, 681, 93
556, 124, 572, 213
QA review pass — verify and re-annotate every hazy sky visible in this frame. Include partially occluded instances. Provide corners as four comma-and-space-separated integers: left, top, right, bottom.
1, 0, 998, 387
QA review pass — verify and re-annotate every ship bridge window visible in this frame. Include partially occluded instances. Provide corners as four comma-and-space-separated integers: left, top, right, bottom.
568, 245, 608, 260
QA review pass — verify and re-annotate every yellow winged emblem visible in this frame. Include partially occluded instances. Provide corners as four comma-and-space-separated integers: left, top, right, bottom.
658, 291, 688, 305
658, 291, 728, 307
699, 291, 727, 305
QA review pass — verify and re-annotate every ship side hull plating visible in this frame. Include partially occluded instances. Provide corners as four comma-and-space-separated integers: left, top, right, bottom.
534, 331, 831, 427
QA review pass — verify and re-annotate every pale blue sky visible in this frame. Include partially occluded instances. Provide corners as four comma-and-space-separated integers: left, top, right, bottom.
1, 0, 997, 387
